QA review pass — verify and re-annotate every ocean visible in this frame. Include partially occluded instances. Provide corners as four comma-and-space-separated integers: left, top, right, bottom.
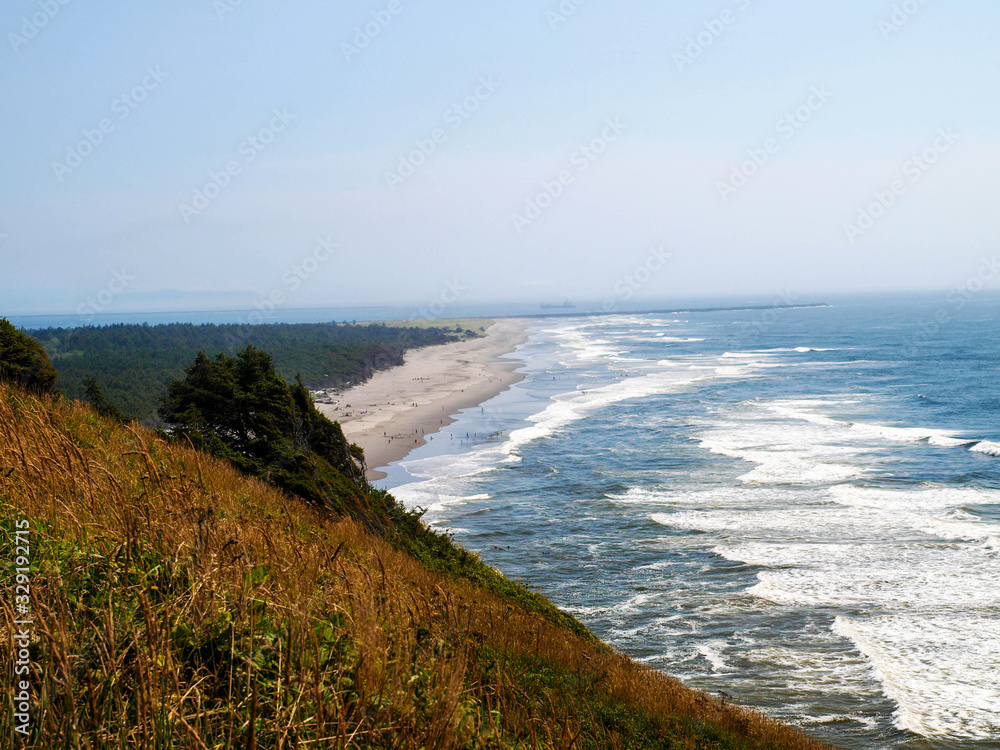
381, 294, 1000, 749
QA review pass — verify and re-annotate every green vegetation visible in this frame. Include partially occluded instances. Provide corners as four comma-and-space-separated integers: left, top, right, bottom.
0, 318, 58, 394
31, 321, 479, 422
83, 375, 127, 422
0, 382, 829, 749
159, 346, 365, 500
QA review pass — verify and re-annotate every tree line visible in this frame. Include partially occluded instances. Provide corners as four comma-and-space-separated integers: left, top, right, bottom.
29, 321, 475, 422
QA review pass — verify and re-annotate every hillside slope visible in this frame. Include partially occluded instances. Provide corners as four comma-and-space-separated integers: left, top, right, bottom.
0, 384, 830, 749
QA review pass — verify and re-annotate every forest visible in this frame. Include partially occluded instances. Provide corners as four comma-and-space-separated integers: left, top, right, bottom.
30, 320, 478, 421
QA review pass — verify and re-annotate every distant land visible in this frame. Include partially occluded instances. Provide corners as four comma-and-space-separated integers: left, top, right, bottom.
9, 301, 833, 331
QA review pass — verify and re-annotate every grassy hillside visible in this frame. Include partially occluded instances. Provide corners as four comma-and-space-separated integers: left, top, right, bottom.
0, 384, 830, 749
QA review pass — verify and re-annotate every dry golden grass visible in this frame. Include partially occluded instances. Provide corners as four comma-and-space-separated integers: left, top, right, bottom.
0, 384, 833, 749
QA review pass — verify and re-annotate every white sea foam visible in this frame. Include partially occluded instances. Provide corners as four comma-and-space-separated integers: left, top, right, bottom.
834, 616, 1000, 739
663, 434, 1000, 742
828, 485, 1000, 542
804, 714, 881, 729
848, 421, 964, 444
745, 398, 985, 459
739, 460, 862, 485
971, 440, 1000, 457
653, 505, 857, 537
390, 483, 492, 516
722, 537, 998, 607
753, 347, 841, 353
696, 411, 866, 486
928, 435, 978, 447
565, 591, 662, 620
713, 364, 762, 379
768, 401, 972, 446
630, 335, 707, 344
400, 448, 506, 482
612, 487, 676, 506
694, 641, 731, 674
767, 405, 842, 427
708, 512, 1000, 739
550, 327, 622, 362
502, 361, 725, 456
829, 484, 994, 510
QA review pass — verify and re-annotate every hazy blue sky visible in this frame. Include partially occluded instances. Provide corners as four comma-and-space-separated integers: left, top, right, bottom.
2, 1, 998, 315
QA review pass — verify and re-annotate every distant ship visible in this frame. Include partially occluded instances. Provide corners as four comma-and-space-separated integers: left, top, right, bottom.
540, 300, 576, 309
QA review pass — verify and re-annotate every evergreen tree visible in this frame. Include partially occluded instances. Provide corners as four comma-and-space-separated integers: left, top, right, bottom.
159, 346, 367, 512
83, 375, 127, 422
0, 318, 58, 394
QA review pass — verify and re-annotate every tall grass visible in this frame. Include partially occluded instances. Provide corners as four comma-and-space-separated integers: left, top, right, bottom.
0, 384, 832, 748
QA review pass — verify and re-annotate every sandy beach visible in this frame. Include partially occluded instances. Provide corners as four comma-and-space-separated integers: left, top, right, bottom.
315, 319, 530, 480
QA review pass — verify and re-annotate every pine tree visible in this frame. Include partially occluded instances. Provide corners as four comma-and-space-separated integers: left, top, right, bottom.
159, 346, 366, 512
0, 318, 58, 394
83, 375, 127, 422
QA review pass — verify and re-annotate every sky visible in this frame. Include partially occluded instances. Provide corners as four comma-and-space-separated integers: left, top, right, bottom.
2, 0, 999, 316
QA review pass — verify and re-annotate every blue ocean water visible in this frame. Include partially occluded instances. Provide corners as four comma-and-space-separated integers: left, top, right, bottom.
381, 294, 1000, 750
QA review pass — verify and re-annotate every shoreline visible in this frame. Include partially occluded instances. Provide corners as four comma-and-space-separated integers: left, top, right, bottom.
316, 319, 530, 480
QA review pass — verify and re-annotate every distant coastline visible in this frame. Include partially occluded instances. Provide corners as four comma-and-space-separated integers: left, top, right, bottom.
7, 301, 832, 330
313, 303, 831, 478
